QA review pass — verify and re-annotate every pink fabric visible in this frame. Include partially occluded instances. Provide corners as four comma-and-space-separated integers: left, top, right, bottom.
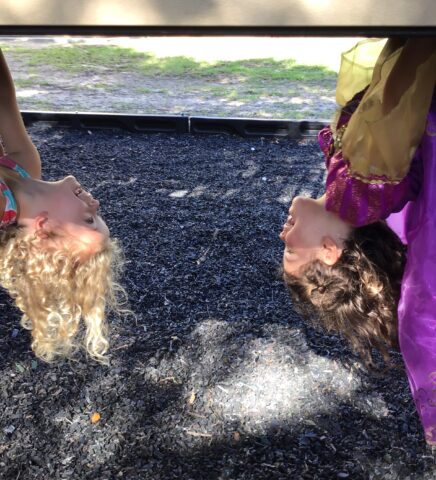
388, 97, 436, 445
319, 127, 422, 227
322, 93, 436, 445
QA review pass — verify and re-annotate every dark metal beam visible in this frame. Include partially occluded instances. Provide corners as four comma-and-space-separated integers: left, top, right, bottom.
0, 26, 436, 36
22, 112, 190, 134
21, 111, 327, 139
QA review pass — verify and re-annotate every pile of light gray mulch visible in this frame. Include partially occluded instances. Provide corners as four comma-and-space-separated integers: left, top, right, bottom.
0, 126, 434, 480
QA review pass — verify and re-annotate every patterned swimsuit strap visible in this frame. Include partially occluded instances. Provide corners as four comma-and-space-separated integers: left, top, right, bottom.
0, 155, 31, 228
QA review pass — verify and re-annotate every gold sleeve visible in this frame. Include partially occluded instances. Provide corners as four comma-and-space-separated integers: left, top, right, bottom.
335, 38, 387, 107
338, 38, 436, 182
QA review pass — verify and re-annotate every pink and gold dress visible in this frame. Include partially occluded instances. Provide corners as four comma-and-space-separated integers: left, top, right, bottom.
319, 38, 436, 445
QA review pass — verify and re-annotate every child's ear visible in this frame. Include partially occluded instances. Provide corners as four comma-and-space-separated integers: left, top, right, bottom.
320, 236, 342, 266
33, 212, 53, 239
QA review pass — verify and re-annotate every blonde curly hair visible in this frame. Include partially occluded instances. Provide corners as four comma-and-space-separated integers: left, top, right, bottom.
0, 225, 126, 363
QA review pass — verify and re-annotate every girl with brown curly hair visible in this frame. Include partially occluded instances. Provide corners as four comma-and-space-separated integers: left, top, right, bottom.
280, 37, 436, 445
0, 49, 125, 363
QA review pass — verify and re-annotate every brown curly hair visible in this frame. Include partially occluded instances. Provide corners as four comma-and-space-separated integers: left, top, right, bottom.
284, 221, 406, 365
0, 225, 127, 363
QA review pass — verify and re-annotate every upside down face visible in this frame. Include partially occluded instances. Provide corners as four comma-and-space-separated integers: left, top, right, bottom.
19, 175, 109, 258
279, 195, 352, 276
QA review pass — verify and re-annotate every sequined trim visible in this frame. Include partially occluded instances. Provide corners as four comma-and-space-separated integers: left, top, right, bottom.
325, 128, 404, 185
346, 163, 403, 185
329, 124, 347, 157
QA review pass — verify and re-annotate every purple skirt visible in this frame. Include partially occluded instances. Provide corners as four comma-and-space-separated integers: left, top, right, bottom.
388, 97, 436, 445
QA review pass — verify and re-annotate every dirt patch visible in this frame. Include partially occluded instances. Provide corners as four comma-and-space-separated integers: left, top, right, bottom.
2, 36, 337, 120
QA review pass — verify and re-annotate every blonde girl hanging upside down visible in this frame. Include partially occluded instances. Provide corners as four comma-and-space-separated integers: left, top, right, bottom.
0, 49, 125, 363
280, 37, 436, 445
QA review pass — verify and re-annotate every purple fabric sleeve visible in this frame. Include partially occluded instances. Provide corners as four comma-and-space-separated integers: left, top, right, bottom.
319, 127, 422, 227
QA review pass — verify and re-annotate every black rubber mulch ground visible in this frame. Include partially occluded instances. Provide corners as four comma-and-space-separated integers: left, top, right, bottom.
0, 126, 435, 480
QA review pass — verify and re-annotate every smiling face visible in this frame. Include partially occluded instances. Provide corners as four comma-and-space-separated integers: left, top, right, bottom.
19, 175, 109, 257
46, 175, 108, 235
279, 195, 352, 276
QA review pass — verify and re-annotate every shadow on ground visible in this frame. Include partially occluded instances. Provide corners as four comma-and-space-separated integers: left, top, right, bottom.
0, 127, 434, 479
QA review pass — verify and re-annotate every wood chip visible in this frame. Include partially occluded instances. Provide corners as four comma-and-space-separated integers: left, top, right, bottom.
91, 412, 101, 424
187, 391, 196, 405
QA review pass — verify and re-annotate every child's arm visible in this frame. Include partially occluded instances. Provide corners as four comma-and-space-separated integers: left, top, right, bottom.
0, 49, 41, 178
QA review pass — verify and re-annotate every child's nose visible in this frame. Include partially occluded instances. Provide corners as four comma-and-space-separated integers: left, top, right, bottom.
89, 198, 100, 212
279, 224, 288, 242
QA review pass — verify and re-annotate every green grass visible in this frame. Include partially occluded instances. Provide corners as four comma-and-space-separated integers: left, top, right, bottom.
204, 86, 227, 97
195, 59, 334, 81
4, 44, 336, 116
13, 78, 36, 88
143, 56, 335, 81
91, 82, 120, 91
14, 78, 58, 88
9, 46, 146, 73
265, 91, 290, 98
7, 45, 336, 82
202, 87, 296, 103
